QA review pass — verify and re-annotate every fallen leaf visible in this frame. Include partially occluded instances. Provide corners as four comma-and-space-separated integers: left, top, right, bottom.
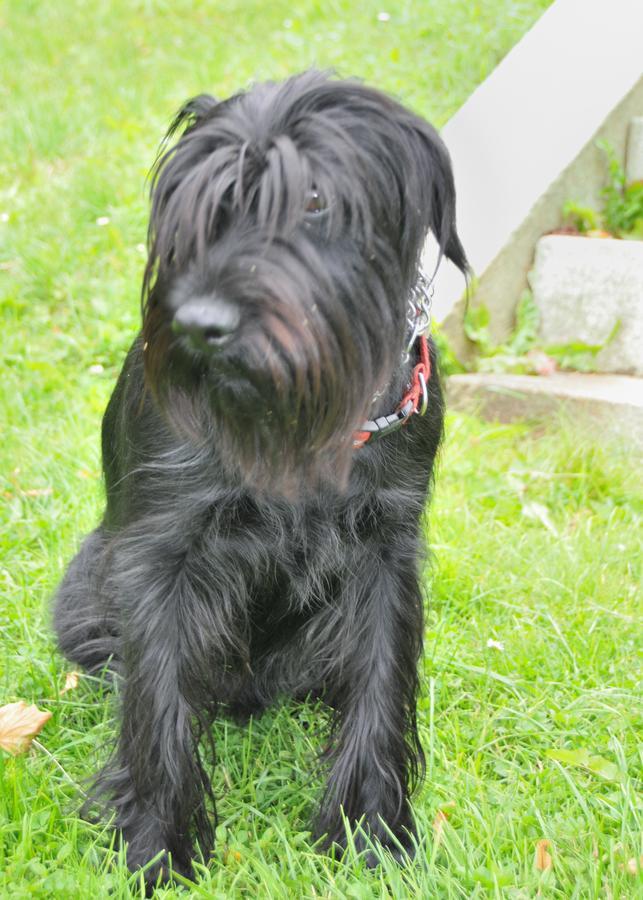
76, 469, 98, 480
0, 701, 52, 755
546, 748, 621, 782
535, 839, 553, 871
223, 847, 242, 864
61, 671, 80, 694
23, 487, 53, 498
432, 809, 448, 847
521, 501, 558, 536
527, 349, 557, 376
620, 856, 642, 875
432, 801, 455, 848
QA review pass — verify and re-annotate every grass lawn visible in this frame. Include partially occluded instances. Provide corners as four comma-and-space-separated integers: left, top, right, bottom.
2, 0, 641, 897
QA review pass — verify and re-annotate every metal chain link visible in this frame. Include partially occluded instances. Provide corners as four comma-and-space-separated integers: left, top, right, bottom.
403, 267, 434, 363
370, 268, 435, 405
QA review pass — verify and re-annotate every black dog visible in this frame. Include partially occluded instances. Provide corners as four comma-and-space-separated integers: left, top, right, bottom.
54, 70, 467, 884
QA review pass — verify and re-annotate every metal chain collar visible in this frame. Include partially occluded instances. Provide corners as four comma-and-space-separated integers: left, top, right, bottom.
403, 266, 434, 363
369, 266, 434, 408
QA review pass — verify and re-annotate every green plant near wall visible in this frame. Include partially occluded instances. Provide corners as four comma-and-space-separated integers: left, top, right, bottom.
439, 140, 635, 378
433, 321, 467, 375
460, 292, 620, 375
563, 141, 643, 239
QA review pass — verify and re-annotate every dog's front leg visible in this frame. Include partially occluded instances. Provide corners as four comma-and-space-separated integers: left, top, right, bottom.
316, 542, 424, 861
95, 529, 235, 885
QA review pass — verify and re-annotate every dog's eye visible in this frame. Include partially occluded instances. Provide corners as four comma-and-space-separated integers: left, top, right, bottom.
305, 189, 326, 215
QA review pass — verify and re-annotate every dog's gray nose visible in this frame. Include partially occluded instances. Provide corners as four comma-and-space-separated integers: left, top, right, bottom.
172, 297, 240, 348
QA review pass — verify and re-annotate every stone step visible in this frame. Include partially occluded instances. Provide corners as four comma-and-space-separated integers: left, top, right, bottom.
529, 235, 643, 377
446, 372, 643, 449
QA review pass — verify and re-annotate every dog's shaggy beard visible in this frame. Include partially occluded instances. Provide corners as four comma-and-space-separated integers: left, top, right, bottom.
143, 239, 402, 494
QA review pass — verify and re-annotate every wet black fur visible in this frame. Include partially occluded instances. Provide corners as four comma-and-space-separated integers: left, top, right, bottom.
53, 70, 467, 886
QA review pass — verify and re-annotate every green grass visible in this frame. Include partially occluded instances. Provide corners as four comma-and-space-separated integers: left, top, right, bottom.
2, 1, 641, 897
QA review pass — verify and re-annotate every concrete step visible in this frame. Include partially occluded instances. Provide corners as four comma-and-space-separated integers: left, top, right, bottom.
446, 372, 643, 448
530, 235, 643, 376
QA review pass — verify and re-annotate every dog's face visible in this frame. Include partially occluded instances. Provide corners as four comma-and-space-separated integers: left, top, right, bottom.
142, 71, 466, 492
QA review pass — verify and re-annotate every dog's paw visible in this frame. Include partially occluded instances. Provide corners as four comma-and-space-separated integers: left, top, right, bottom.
123, 828, 194, 893
361, 835, 415, 869
226, 696, 270, 724
129, 852, 194, 896
316, 815, 416, 868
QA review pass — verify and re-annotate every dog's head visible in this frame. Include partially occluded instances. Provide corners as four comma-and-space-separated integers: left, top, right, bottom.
142, 70, 467, 493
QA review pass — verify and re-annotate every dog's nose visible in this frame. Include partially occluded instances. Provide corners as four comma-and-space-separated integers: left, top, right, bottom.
172, 297, 240, 348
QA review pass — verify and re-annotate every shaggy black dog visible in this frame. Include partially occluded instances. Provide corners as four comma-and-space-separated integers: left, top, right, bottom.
53, 70, 467, 885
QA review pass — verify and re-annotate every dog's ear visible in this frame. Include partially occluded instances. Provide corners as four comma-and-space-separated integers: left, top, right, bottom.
148, 94, 220, 191
402, 117, 469, 278
143, 94, 219, 303
165, 94, 220, 141
340, 81, 469, 279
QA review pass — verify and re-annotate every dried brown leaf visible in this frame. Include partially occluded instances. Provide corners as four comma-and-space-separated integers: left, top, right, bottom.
0, 701, 52, 755
535, 839, 553, 872
62, 671, 80, 694
432, 801, 455, 848
76, 469, 98, 480
432, 810, 448, 847
620, 856, 642, 875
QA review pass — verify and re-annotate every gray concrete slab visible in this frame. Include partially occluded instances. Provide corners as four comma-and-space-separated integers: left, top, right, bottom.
626, 117, 643, 183
446, 372, 643, 449
529, 235, 643, 376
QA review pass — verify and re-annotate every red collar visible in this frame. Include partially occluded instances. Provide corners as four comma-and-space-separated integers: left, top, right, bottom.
353, 334, 430, 449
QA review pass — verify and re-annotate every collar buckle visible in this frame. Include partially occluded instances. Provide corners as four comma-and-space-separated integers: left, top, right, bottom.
353, 334, 431, 450
352, 399, 415, 449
